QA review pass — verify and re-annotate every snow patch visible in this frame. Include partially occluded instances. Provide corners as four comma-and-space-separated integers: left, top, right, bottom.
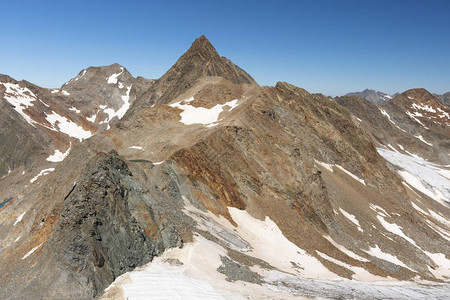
316, 251, 387, 281
68, 106, 81, 114
30, 168, 55, 183
86, 113, 97, 123
412, 103, 436, 113
101, 85, 132, 123
22, 243, 43, 259
45, 111, 92, 141
74, 69, 87, 81
335, 165, 366, 185
315, 159, 334, 172
410, 202, 429, 215
106, 67, 124, 84
46, 145, 71, 162
129, 146, 143, 150
376, 215, 418, 248
364, 245, 413, 271
169, 97, 239, 126
323, 235, 368, 262
339, 208, 363, 232
405, 111, 428, 128
61, 90, 70, 96
13, 212, 26, 226
1, 82, 37, 127
413, 134, 433, 146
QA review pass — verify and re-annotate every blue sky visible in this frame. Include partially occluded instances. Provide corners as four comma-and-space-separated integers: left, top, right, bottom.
1, 0, 449, 96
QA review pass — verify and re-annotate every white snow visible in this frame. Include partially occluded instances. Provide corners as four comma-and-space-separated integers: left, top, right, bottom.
227, 207, 338, 279
364, 245, 413, 271
152, 161, 164, 165
101, 85, 132, 123
413, 135, 433, 146
46, 145, 71, 162
129, 146, 143, 150
21, 243, 43, 259
315, 161, 366, 185
13, 212, 26, 226
315, 159, 334, 172
377, 148, 450, 204
376, 215, 418, 248
405, 111, 428, 128
428, 210, 450, 227
423, 251, 450, 280
61, 90, 70, 96
1, 82, 37, 127
386, 144, 400, 153
412, 103, 436, 113
335, 165, 366, 185
169, 97, 239, 126
51, 89, 59, 94
118, 82, 124, 89
410, 201, 429, 215
339, 208, 363, 232
86, 113, 97, 123
74, 69, 87, 81
379, 108, 407, 132
117, 259, 225, 299
40, 99, 50, 108
369, 204, 390, 217
14, 236, 21, 243
106, 67, 124, 84
30, 168, 55, 183
323, 235, 368, 262
316, 251, 387, 281
69, 106, 81, 114
45, 111, 92, 141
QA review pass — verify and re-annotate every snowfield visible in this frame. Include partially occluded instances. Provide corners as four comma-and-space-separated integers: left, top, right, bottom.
377, 148, 450, 205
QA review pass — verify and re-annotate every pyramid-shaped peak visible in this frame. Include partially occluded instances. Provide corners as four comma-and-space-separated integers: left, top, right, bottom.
182, 35, 221, 61
192, 35, 211, 46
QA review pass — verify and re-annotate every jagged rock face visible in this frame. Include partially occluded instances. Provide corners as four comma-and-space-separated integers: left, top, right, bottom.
0, 147, 194, 299
345, 89, 393, 105
1, 37, 450, 299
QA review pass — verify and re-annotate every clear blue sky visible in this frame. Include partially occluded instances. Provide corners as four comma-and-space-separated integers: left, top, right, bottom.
2, 0, 449, 96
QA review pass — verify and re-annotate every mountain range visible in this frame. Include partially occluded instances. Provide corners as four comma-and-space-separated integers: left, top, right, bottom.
0, 36, 449, 299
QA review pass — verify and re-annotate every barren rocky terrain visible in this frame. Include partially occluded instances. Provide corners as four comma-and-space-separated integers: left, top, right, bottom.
0, 36, 449, 299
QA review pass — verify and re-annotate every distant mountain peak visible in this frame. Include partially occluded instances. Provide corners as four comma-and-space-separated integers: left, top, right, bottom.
344, 89, 392, 105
